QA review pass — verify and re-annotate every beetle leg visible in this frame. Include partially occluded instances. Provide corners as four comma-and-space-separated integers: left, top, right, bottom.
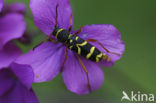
77, 55, 92, 93
74, 27, 83, 35
33, 35, 56, 51
60, 47, 68, 72
86, 39, 121, 56
55, 4, 59, 27
68, 14, 73, 32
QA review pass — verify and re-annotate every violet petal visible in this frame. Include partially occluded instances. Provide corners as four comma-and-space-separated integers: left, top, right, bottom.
16, 42, 64, 82
0, 0, 3, 12
62, 51, 104, 95
0, 81, 39, 103
78, 24, 125, 66
0, 43, 21, 69
30, 0, 73, 35
0, 69, 15, 96
3, 3, 26, 15
0, 13, 26, 49
10, 63, 34, 89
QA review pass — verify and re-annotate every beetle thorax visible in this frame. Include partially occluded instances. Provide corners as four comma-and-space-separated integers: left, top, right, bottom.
52, 27, 69, 43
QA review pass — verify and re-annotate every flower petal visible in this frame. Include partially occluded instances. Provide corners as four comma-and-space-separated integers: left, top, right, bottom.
0, 13, 26, 49
0, 81, 39, 103
30, 0, 73, 35
62, 51, 104, 95
16, 42, 64, 82
22, 88, 39, 103
0, 43, 21, 69
78, 24, 125, 65
3, 3, 26, 15
0, 0, 3, 12
0, 69, 15, 96
10, 63, 34, 89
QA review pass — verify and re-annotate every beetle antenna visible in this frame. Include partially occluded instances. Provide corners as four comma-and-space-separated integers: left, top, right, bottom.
55, 4, 59, 27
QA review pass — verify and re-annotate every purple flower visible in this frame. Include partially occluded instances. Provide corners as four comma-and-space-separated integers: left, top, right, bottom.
0, 2, 27, 68
1, 2, 33, 45
0, 63, 38, 103
0, 3, 39, 103
16, 0, 125, 95
0, 13, 26, 68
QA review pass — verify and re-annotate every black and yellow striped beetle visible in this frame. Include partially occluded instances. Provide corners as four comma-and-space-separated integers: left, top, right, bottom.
34, 4, 120, 69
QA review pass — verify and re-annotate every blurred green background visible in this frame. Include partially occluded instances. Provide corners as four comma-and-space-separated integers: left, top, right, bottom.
5, 0, 156, 103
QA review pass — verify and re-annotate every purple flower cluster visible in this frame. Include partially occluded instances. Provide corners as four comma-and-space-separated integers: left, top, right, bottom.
0, 1, 38, 103
0, 0, 125, 102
